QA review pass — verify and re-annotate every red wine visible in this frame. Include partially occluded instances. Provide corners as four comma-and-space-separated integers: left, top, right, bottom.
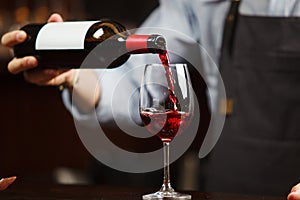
140, 110, 191, 142
159, 50, 177, 111
14, 20, 166, 68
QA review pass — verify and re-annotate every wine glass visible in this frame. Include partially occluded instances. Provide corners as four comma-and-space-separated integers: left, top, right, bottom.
139, 63, 193, 199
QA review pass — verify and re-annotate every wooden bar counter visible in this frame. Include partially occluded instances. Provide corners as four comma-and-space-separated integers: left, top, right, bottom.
0, 182, 285, 200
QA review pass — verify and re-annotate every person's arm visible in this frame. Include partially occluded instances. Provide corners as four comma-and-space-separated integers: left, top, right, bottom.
67, 69, 100, 114
1, 13, 100, 114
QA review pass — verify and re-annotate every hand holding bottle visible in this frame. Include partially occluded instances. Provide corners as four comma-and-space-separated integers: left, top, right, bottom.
1, 13, 75, 88
1, 13, 100, 114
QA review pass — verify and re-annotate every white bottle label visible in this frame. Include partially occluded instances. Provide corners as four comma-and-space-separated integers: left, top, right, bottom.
36, 21, 99, 50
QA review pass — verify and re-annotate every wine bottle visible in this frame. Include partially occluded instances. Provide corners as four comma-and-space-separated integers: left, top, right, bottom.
13, 19, 166, 68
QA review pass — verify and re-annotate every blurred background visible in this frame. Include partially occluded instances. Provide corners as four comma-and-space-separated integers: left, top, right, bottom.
0, 0, 159, 185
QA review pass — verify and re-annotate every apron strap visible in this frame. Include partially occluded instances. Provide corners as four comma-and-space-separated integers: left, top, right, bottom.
219, 0, 241, 116
220, 0, 241, 59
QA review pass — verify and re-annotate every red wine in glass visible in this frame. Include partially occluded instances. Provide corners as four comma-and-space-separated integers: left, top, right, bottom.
140, 110, 191, 142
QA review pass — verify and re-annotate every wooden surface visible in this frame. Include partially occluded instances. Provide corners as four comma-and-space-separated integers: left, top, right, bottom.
0, 182, 285, 200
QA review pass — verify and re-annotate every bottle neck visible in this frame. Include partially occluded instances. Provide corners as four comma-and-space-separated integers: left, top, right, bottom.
126, 34, 166, 54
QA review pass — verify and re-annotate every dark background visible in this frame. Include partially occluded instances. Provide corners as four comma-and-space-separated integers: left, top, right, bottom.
0, 0, 159, 184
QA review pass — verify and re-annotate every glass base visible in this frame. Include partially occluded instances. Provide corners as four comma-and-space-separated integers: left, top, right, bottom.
142, 191, 192, 200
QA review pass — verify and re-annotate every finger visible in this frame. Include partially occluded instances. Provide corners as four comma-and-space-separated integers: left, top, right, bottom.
1, 30, 27, 48
288, 192, 300, 200
0, 176, 17, 191
47, 13, 63, 22
44, 70, 73, 86
8, 56, 38, 74
24, 69, 72, 86
24, 69, 59, 85
291, 183, 300, 193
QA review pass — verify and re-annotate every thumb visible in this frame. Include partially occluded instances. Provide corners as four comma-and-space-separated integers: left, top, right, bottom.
47, 13, 64, 22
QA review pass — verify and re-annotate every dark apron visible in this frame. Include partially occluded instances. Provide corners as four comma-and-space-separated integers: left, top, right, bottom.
203, 0, 300, 196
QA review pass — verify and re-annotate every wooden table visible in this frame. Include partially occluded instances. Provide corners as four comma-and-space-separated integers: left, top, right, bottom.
0, 182, 286, 200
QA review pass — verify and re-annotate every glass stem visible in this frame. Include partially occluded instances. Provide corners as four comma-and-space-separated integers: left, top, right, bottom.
161, 142, 173, 192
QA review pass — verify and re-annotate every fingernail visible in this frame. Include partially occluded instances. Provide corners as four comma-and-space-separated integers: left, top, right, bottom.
27, 57, 36, 66
16, 31, 26, 41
